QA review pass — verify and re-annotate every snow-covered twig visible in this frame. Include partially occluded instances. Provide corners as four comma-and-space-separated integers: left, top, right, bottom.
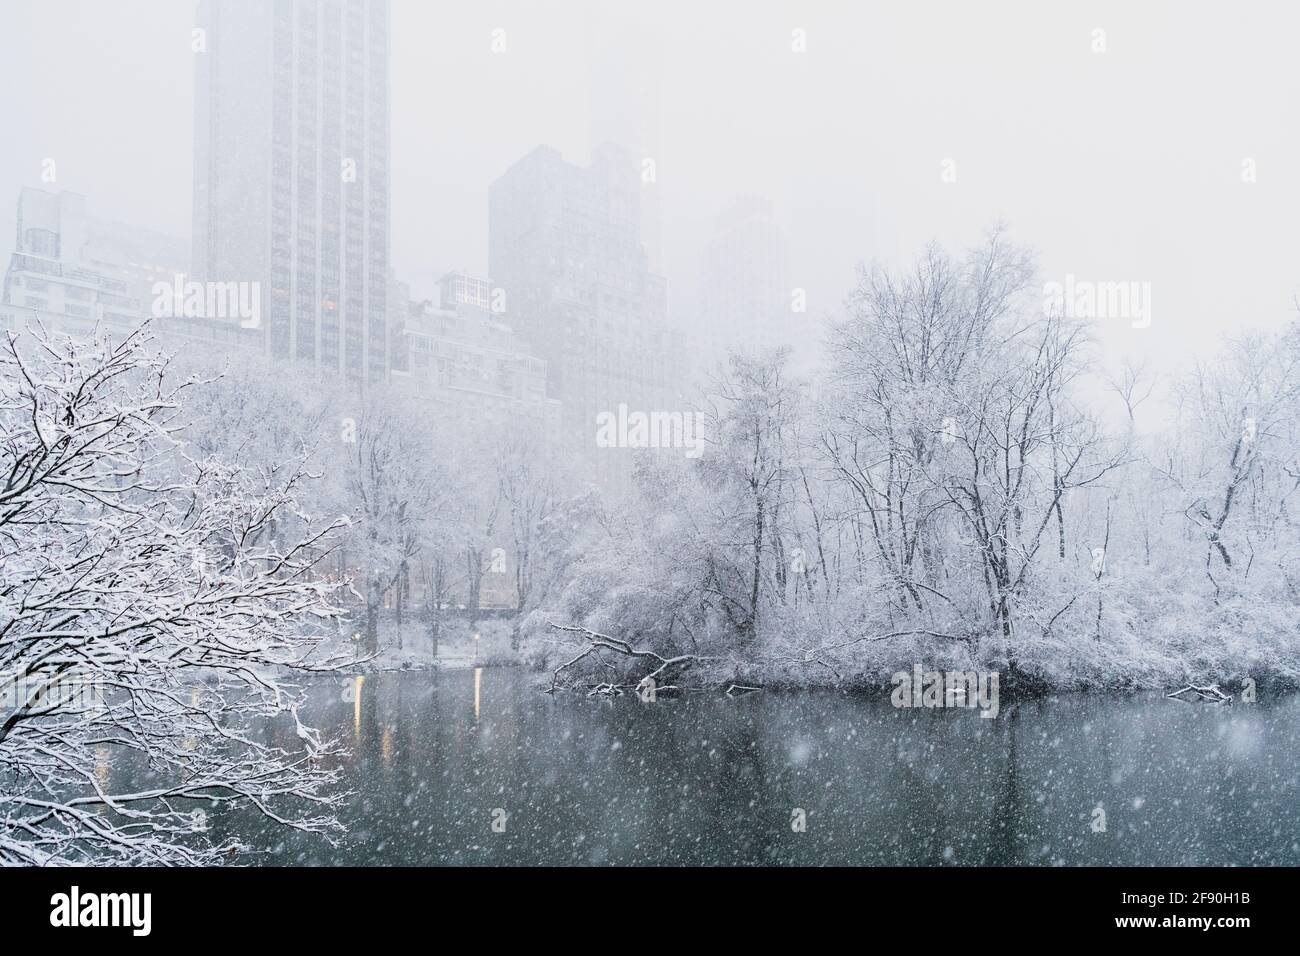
546, 621, 719, 693
1165, 683, 1232, 704
0, 322, 350, 866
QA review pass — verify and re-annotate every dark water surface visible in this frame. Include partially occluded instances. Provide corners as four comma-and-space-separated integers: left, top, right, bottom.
219, 667, 1300, 865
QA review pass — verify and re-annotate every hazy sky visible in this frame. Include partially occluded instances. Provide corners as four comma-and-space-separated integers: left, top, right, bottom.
2, 0, 1298, 404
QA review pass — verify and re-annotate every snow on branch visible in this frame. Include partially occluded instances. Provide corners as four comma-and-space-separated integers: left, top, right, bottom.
1165, 683, 1233, 704
546, 621, 719, 693
0, 321, 351, 865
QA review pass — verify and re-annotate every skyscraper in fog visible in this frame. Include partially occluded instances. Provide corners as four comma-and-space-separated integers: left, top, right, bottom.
489, 144, 681, 488
693, 195, 791, 377
587, 19, 664, 276
192, 0, 392, 382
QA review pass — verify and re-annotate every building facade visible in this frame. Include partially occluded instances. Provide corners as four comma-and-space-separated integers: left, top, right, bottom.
192, 0, 393, 383
690, 194, 791, 380
401, 272, 560, 446
488, 144, 683, 491
1, 187, 193, 339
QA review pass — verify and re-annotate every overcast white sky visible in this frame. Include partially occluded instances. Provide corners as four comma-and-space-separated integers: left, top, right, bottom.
2, 0, 1297, 409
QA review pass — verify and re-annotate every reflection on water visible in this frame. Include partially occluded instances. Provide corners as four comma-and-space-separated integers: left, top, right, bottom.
351, 675, 363, 738
206, 668, 1300, 866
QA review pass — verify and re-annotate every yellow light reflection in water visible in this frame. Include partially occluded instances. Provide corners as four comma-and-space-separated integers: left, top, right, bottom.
184, 687, 200, 751
474, 667, 482, 721
353, 675, 364, 736
381, 724, 394, 765
94, 744, 110, 784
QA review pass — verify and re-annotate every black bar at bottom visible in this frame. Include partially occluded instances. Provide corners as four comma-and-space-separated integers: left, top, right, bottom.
0, 866, 1274, 942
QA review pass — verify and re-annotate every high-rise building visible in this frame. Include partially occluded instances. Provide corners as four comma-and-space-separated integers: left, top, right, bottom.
588, 20, 664, 275
691, 194, 791, 378
192, 0, 393, 383
488, 144, 683, 490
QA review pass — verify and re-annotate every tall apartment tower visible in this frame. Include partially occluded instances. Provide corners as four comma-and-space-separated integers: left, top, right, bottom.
489, 144, 682, 490
192, 0, 392, 382
692, 195, 791, 378
588, 21, 665, 275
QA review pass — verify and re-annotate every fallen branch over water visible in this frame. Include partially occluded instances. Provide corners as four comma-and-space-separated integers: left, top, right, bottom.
1166, 683, 1232, 704
546, 620, 987, 695
547, 622, 720, 693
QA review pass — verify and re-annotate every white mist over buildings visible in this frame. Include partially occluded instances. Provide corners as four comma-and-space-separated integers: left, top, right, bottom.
3, 1, 1298, 432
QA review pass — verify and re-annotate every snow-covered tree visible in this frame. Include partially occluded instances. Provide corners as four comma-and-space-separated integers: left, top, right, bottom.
335, 386, 444, 652
696, 349, 802, 646
0, 323, 348, 865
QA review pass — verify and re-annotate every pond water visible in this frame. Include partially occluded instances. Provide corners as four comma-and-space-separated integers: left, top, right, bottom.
218, 667, 1300, 865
